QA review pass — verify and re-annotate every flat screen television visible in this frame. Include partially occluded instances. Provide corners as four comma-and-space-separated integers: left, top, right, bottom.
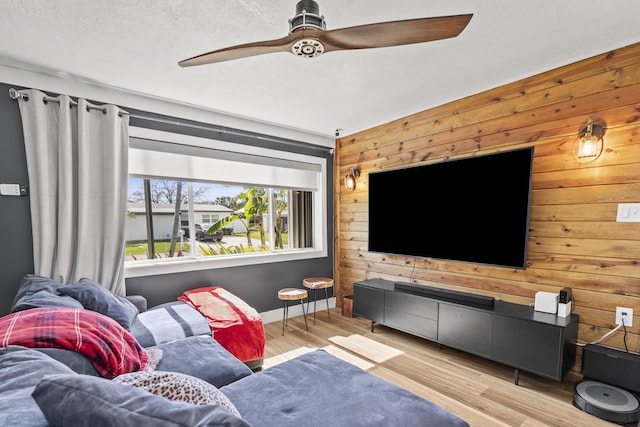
368, 146, 534, 269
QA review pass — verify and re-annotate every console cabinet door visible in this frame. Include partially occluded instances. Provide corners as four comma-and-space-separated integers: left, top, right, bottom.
438, 303, 491, 357
353, 284, 384, 324
490, 316, 563, 380
385, 292, 438, 340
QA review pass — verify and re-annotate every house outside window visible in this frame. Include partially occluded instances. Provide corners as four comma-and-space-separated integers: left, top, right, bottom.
124, 127, 327, 278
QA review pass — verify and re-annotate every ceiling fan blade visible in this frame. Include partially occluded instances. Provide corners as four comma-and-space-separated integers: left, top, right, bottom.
178, 10, 472, 66
179, 32, 301, 67
318, 14, 473, 52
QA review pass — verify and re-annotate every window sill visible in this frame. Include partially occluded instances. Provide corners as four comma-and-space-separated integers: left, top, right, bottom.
124, 248, 327, 278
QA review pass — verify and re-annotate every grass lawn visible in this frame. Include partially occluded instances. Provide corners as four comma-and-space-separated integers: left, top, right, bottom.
125, 241, 191, 255
125, 232, 287, 255
236, 231, 288, 245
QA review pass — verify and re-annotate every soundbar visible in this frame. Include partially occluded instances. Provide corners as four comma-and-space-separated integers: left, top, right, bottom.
394, 282, 495, 307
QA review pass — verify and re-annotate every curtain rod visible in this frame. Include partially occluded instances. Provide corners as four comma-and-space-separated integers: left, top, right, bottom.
9, 88, 129, 117
9, 88, 332, 154
127, 113, 332, 154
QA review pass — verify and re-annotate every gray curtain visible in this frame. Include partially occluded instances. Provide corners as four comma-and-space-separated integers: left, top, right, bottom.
16, 89, 129, 295
291, 190, 313, 248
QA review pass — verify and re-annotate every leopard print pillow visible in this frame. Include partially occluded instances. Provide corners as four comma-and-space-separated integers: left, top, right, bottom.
113, 370, 240, 416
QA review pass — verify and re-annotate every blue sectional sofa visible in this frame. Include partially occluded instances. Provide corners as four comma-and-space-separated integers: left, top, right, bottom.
0, 275, 470, 426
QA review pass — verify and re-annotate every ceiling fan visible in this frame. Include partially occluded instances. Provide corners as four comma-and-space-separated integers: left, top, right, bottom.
179, 0, 472, 67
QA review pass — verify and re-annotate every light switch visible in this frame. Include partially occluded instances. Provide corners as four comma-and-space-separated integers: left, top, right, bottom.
0, 183, 21, 196
616, 203, 640, 222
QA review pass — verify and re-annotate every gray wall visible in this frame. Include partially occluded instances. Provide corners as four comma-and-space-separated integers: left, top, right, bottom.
0, 84, 34, 314
0, 82, 334, 315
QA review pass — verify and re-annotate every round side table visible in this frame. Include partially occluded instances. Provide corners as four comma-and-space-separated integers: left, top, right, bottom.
277, 288, 308, 335
302, 277, 333, 324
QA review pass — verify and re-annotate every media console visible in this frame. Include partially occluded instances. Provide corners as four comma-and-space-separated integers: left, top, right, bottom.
353, 279, 579, 384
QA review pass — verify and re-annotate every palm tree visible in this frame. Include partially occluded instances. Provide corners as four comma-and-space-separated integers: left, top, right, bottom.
205, 187, 280, 249
245, 188, 268, 247
205, 188, 259, 248
274, 189, 287, 249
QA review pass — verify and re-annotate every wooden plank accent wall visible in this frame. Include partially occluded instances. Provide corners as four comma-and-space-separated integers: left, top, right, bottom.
335, 41, 640, 365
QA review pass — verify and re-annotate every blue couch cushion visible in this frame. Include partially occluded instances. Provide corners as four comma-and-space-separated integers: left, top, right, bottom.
0, 346, 78, 427
151, 335, 252, 388
32, 374, 251, 427
221, 349, 470, 427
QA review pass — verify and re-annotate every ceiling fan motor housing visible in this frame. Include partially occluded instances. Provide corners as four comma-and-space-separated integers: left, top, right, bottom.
289, 1, 327, 58
289, 0, 326, 32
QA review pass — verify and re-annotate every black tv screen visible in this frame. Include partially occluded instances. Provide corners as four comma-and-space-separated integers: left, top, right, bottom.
368, 147, 534, 269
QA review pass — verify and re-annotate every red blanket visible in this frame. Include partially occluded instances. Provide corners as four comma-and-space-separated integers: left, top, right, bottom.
0, 307, 149, 378
178, 287, 265, 364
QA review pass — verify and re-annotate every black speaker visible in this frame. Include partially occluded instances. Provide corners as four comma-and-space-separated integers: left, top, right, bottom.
582, 344, 640, 394
559, 287, 572, 304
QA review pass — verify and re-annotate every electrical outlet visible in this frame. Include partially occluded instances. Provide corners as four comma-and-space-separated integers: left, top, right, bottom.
615, 307, 633, 327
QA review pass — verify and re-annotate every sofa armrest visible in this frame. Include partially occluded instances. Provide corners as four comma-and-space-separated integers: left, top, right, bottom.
125, 295, 147, 312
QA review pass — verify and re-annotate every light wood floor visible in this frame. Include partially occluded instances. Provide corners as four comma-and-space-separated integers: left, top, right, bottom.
263, 308, 617, 427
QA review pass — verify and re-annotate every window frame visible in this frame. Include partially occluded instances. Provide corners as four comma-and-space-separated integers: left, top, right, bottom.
124, 126, 328, 278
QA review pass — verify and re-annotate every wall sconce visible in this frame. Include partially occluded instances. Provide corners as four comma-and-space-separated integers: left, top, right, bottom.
344, 167, 360, 191
573, 119, 604, 163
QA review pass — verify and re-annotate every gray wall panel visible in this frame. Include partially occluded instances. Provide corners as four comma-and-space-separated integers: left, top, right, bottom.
0, 83, 34, 315
126, 258, 333, 312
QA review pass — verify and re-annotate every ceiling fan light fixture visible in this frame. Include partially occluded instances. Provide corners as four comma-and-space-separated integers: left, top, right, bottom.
289, 0, 327, 32
291, 38, 324, 57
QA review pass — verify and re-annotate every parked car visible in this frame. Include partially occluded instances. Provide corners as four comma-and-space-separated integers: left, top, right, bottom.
180, 224, 223, 242
199, 224, 224, 242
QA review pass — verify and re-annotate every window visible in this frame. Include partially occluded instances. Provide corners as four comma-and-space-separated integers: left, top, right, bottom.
201, 214, 219, 224
125, 127, 327, 278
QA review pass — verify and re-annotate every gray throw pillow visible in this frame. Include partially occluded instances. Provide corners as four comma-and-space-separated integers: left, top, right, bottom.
58, 278, 139, 330
10, 274, 83, 312
32, 374, 250, 427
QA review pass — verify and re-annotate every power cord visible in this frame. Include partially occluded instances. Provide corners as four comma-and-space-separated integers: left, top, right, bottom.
578, 324, 622, 347
578, 315, 629, 351
622, 316, 629, 352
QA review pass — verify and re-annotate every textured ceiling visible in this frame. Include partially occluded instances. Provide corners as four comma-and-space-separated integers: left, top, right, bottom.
1, 0, 640, 138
